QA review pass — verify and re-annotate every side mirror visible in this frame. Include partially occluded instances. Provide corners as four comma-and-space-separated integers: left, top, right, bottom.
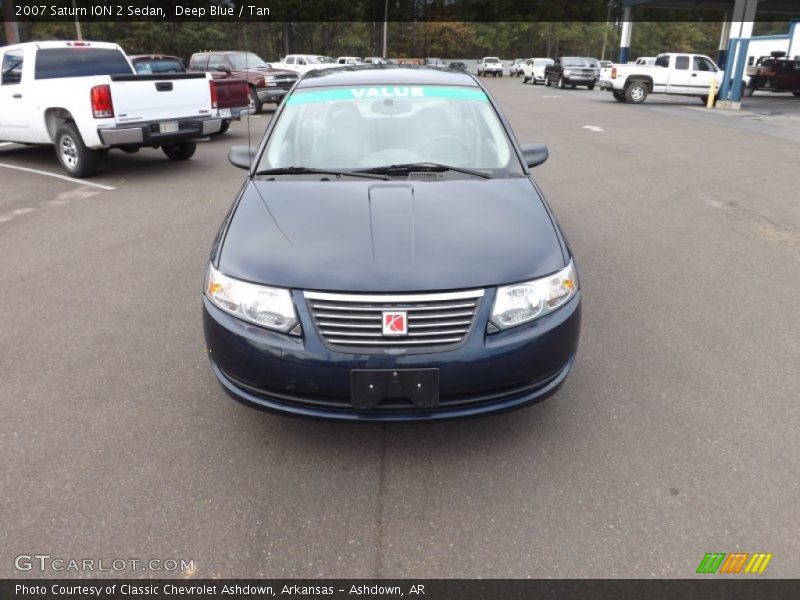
521, 143, 548, 168
228, 146, 256, 170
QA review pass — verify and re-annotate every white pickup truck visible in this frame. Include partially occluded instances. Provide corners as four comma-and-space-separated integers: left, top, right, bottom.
0, 41, 222, 177
477, 57, 504, 77
599, 53, 723, 104
274, 54, 335, 75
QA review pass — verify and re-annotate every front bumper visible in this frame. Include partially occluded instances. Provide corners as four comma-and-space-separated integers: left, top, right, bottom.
203, 289, 581, 422
97, 117, 221, 147
256, 87, 290, 104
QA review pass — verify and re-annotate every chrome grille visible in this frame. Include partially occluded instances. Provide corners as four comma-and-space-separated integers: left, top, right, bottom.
304, 289, 483, 350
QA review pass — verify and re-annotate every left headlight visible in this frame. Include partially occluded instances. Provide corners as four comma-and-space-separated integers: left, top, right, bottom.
205, 263, 299, 334
490, 260, 578, 330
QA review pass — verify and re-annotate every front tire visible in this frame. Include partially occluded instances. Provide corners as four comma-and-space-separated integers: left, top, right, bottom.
162, 142, 197, 161
612, 90, 627, 102
558, 76, 566, 89
625, 80, 648, 103
249, 86, 263, 114
522, 75, 529, 83
545, 76, 552, 87
588, 83, 595, 90
55, 123, 99, 178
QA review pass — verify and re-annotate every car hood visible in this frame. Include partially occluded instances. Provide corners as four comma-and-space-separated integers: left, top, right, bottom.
218, 178, 566, 292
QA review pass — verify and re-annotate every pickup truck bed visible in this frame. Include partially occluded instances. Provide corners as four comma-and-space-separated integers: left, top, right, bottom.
0, 41, 222, 177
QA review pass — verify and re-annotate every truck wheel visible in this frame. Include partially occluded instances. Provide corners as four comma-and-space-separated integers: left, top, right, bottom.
625, 80, 648, 103
248, 87, 263, 114
55, 123, 99, 178
558, 76, 566, 89
522, 75, 529, 83
545, 76, 551, 87
587, 83, 595, 90
162, 142, 197, 161
612, 90, 627, 102
216, 119, 231, 135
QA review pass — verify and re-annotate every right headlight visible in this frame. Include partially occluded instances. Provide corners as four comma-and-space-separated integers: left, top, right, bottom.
563, 69, 573, 76
490, 260, 578, 330
205, 263, 299, 334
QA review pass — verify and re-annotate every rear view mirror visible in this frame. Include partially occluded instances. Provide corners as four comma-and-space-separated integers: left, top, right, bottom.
228, 146, 256, 170
521, 143, 548, 168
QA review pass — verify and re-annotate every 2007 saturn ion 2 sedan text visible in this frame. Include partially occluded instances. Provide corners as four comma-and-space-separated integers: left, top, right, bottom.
203, 67, 581, 422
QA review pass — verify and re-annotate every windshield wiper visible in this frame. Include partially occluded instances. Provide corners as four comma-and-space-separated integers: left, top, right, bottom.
253, 167, 390, 181
356, 162, 492, 179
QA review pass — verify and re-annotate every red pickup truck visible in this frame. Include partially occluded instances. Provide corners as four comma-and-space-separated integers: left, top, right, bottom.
129, 54, 252, 133
187, 51, 298, 113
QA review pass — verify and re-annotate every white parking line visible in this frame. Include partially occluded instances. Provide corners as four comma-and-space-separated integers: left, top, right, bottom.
582, 125, 605, 132
0, 162, 115, 190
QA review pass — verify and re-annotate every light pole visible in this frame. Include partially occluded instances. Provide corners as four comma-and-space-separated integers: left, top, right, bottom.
72, 0, 82, 40
382, 0, 388, 58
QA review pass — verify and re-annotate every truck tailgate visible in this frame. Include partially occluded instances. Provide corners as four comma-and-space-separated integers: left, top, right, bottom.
109, 73, 213, 124
212, 78, 250, 110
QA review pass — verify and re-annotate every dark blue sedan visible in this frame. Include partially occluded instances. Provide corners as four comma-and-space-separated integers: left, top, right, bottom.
203, 67, 580, 421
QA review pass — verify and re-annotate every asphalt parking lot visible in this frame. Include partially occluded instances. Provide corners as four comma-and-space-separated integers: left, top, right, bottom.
2, 77, 798, 578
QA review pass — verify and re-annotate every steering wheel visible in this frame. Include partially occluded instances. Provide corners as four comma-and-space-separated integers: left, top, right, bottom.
417, 135, 472, 164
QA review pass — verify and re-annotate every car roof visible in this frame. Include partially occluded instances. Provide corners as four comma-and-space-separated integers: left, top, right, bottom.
296, 66, 479, 89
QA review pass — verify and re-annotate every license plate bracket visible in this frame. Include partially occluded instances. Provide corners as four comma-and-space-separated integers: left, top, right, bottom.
351, 369, 439, 410
159, 121, 179, 134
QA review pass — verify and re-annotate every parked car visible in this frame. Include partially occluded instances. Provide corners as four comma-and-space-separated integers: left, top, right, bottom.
424, 58, 447, 68
188, 51, 298, 113
477, 57, 503, 77
744, 52, 800, 96
510, 58, 526, 77
337, 56, 363, 66
206, 68, 581, 422
448, 61, 468, 71
0, 41, 222, 177
364, 57, 394, 65
130, 54, 251, 134
583, 57, 601, 83
544, 57, 596, 89
521, 58, 554, 84
272, 54, 332, 76
770, 57, 800, 96
599, 53, 723, 104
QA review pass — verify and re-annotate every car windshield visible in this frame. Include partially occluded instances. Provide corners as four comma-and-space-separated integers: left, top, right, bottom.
534, 59, 552, 66
259, 84, 523, 175
563, 58, 588, 67
227, 53, 269, 70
